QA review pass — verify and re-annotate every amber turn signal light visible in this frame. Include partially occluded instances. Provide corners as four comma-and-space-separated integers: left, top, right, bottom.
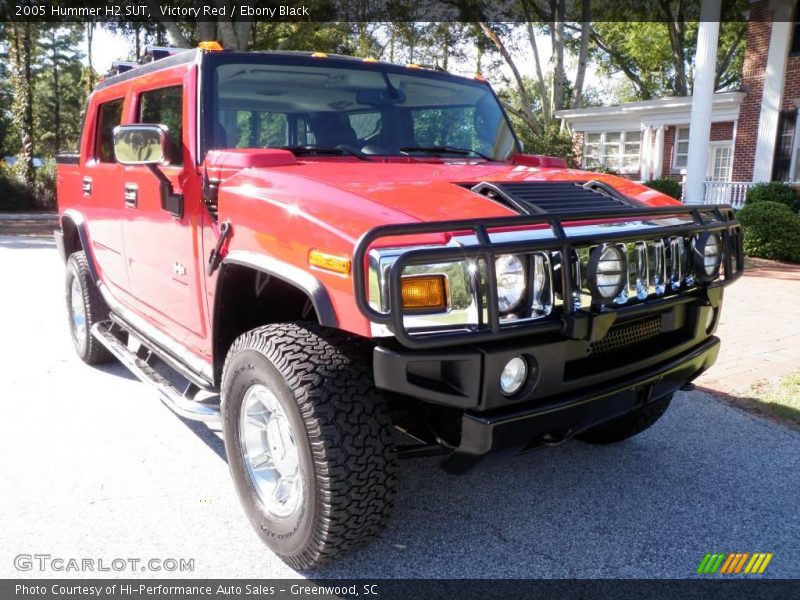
401, 275, 448, 311
308, 250, 351, 274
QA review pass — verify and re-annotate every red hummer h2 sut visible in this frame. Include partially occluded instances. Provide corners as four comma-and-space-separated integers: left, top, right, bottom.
55, 45, 743, 568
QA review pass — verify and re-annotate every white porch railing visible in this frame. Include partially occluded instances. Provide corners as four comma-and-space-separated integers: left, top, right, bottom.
702, 181, 755, 208
678, 180, 755, 208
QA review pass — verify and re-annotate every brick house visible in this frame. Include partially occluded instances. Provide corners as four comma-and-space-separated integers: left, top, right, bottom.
555, 0, 799, 207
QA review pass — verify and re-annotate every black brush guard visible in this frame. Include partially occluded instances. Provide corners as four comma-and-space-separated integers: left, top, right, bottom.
353, 204, 744, 350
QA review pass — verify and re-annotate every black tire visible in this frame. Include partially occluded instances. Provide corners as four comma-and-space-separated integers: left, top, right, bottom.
576, 394, 673, 445
221, 322, 396, 569
65, 251, 113, 365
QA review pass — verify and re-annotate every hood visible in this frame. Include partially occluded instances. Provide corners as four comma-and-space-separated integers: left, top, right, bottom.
258, 159, 678, 223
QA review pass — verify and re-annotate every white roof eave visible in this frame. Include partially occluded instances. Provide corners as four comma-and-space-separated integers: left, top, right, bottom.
555, 91, 745, 132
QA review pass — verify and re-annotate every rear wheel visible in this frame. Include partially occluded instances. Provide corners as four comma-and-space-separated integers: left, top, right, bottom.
577, 394, 673, 444
222, 322, 396, 569
65, 251, 113, 365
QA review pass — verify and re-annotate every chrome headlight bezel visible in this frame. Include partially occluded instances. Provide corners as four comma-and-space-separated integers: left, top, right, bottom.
693, 231, 722, 282
495, 254, 526, 313
588, 243, 627, 301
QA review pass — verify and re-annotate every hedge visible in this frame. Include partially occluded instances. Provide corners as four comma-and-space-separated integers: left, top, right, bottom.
745, 182, 800, 213
737, 201, 800, 263
643, 178, 682, 200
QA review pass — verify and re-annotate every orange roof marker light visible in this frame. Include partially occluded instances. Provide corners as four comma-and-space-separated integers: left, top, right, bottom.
474, 73, 486, 81
311, 52, 329, 58
363, 57, 378, 63
406, 63, 422, 69
198, 41, 223, 51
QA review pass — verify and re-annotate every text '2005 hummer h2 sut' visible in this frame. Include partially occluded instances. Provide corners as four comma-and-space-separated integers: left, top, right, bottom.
56, 44, 743, 568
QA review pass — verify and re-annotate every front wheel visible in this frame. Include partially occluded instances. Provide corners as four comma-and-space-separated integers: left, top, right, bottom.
222, 323, 396, 569
576, 394, 673, 444
65, 251, 113, 365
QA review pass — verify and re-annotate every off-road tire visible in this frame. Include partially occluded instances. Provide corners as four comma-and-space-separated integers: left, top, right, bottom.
221, 322, 396, 569
576, 394, 673, 444
65, 251, 113, 365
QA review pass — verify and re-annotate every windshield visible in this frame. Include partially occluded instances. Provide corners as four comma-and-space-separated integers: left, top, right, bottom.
205, 56, 519, 161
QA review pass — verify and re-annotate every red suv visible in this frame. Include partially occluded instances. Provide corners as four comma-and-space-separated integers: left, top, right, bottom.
56, 45, 743, 568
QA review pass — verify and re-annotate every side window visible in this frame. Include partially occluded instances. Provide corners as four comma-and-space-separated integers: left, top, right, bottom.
138, 85, 184, 165
95, 98, 124, 163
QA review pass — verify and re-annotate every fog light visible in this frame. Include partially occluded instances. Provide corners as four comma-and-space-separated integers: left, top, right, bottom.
588, 244, 626, 301
500, 356, 527, 396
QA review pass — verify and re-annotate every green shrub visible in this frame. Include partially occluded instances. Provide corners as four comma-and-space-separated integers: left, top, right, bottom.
0, 162, 56, 211
737, 201, 800, 263
746, 181, 800, 213
643, 177, 682, 200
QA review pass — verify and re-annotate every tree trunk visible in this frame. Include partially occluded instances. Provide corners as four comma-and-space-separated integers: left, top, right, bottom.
523, 20, 551, 124
9, 23, 35, 185
550, 0, 567, 114
571, 0, 591, 109
86, 22, 95, 89
478, 22, 541, 134
53, 51, 61, 153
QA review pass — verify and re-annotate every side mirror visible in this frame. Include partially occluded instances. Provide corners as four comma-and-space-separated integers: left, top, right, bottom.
113, 124, 171, 166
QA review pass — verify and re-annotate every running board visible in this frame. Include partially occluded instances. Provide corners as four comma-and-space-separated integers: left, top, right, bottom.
91, 321, 221, 424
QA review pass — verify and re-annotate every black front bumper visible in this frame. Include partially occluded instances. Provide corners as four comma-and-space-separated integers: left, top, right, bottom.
454, 336, 718, 460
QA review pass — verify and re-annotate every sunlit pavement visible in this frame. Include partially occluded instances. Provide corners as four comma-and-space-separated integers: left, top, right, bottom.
2, 236, 799, 579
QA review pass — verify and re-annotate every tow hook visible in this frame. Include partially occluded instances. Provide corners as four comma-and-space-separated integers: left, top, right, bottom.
539, 426, 579, 447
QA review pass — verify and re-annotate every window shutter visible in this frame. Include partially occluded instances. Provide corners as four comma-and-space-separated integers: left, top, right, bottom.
772, 110, 797, 181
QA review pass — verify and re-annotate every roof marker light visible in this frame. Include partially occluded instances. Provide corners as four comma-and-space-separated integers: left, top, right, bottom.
475, 73, 486, 81
363, 57, 378, 63
406, 63, 421, 69
198, 41, 223, 51
311, 52, 328, 58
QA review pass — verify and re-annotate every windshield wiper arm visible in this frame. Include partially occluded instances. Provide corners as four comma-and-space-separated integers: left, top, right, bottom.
280, 144, 369, 160
399, 145, 492, 160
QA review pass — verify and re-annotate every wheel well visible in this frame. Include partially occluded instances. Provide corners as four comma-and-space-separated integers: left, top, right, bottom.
213, 264, 322, 384
61, 217, 82, 257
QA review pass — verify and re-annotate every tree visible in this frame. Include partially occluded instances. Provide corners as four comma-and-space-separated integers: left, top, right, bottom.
588, 0, 747, 100
36, 26, 84, 155
7, 21, 36, 185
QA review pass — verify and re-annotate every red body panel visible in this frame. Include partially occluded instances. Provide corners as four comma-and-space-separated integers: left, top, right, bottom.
56, 57, 682, 374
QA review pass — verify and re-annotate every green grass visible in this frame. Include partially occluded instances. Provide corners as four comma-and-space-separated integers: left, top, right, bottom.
750, 373, 800, 427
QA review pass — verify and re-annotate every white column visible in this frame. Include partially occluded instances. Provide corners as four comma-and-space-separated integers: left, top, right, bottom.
684, 1, 721, 204
753, 0, 795, 182
640, 125, 652, 181
652, 126, 665, 179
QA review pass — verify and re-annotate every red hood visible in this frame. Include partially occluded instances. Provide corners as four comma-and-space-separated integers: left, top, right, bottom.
259, 159, 677, 222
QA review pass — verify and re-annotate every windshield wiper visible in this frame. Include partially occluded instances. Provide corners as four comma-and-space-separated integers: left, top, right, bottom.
399, 145, 492, 160
280, 144, 369, 160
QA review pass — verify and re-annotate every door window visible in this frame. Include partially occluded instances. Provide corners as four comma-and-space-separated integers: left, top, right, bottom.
138, 86, 184, 165
95, 98, 124, 163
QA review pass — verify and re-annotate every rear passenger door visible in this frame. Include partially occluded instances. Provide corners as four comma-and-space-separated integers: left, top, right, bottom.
121, 82, 208, 350
83, 97, 129, 294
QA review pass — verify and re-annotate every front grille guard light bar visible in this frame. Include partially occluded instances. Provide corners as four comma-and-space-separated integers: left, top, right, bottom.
353, 205, 743, 349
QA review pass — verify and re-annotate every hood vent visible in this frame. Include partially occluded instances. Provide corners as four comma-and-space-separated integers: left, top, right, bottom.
463, 180, 642, 215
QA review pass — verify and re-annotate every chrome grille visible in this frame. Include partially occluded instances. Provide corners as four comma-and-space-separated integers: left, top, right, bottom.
589, 316, 662, 357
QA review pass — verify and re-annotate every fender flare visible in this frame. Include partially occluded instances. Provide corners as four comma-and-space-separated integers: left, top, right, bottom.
217, 250, 339, 329
60, 209, 99, 283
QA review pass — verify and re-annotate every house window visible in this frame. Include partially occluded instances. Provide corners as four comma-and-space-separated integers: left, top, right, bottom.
673, 126, 690, 169
583, 131, 641, 172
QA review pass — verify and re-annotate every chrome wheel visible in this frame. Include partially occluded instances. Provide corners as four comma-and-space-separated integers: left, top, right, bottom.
239, 384, 303, 519
69, 277, 87, 354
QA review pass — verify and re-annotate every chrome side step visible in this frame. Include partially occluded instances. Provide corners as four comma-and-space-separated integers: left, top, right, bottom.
92, 321, 221, 424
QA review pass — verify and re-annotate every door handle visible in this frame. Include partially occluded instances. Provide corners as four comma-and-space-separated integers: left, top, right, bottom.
82, 176, 92, 196
124, 183, 138, 208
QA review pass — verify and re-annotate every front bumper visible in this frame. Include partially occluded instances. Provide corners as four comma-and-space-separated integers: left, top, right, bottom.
453, 336, 718, 462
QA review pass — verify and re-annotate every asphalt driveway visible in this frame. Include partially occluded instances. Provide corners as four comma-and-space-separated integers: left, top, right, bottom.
1, 233, 799, 579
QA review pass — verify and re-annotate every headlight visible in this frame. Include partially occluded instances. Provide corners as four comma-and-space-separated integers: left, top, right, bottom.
495, 254, 526, 312
693, 232, 722, 281
588, 244, 626, 301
